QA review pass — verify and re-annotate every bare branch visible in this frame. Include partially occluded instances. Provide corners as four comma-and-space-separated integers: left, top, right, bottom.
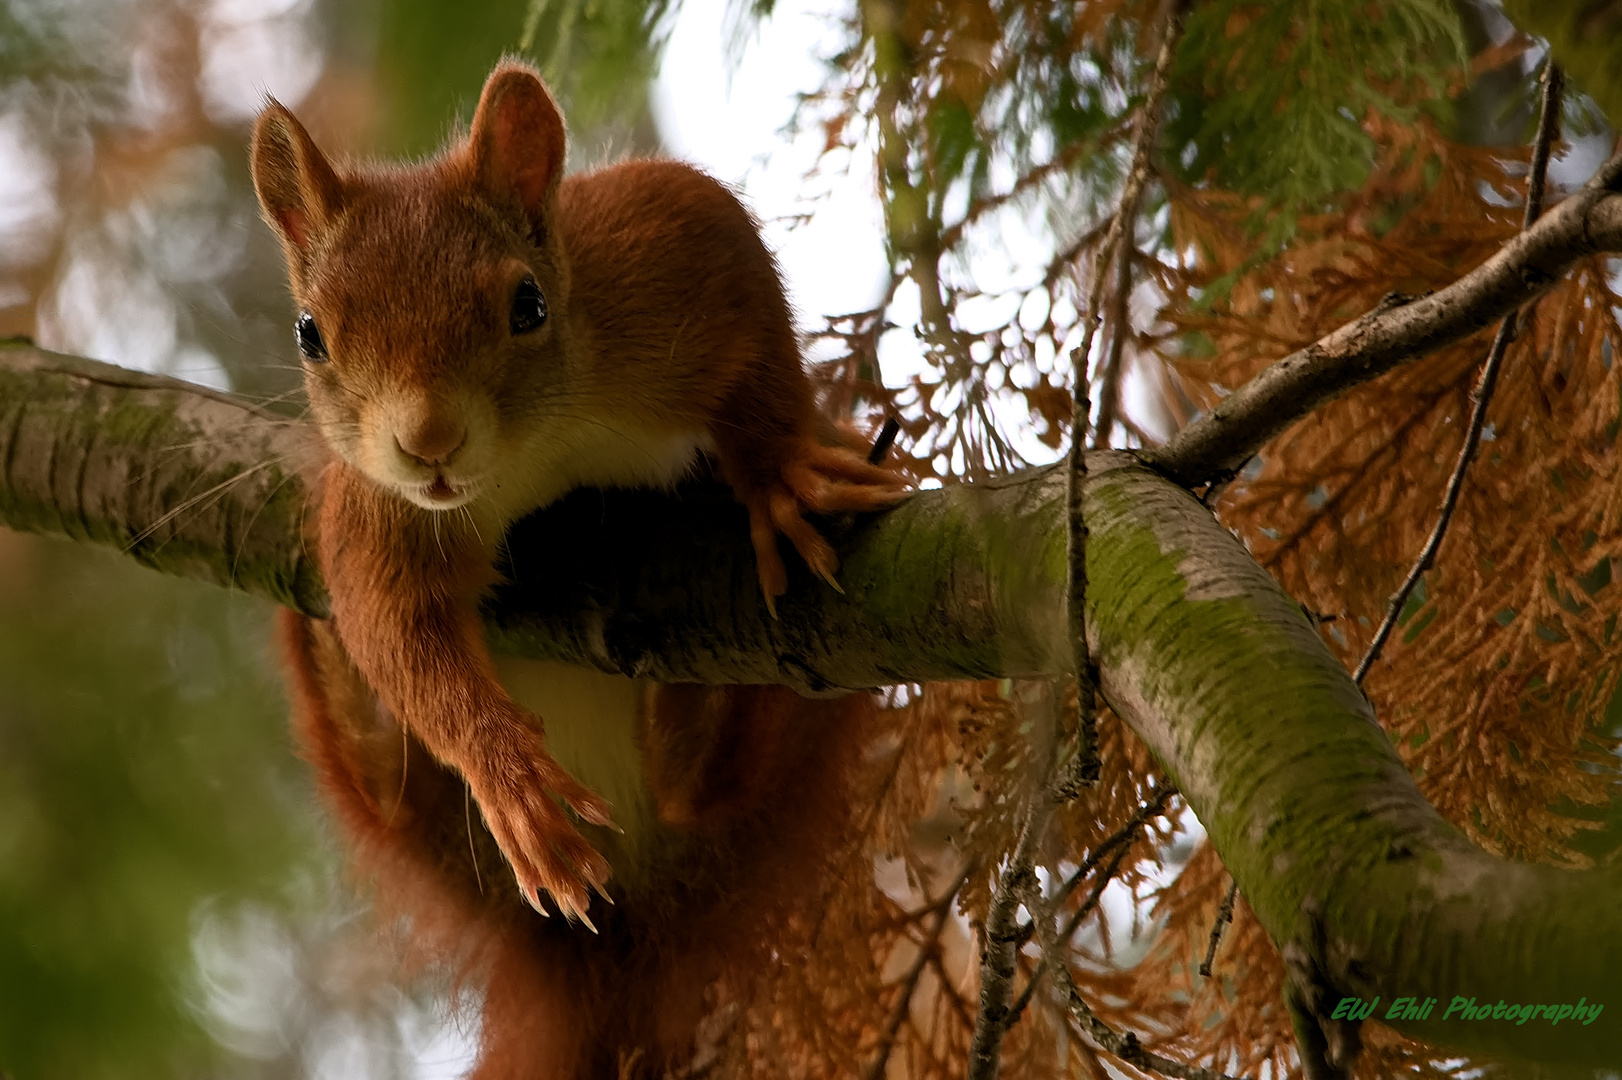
1052, 781, 1178, 916
1147, 147, 1622, 489
1091, 245, 1136, 449
965, 775, 1055, 1080
1198, 878, 1238, 979
1073, 0, 1186, 446
968, 19, 1189, 1068
1064, 0, 1187, 800
1007, 782, 1176, 1022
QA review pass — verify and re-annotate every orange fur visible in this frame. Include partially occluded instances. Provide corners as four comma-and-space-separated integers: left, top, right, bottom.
255, 60, 900, 1074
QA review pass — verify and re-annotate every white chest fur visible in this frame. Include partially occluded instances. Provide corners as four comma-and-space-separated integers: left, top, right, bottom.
478, 415, 714, 535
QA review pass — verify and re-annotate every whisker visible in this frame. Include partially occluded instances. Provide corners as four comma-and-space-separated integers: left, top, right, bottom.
386, 726, 410, 827
466, 783, 484, 895
459, 506, 483, 547
230, 464, 302, 587
126, 459, 280, 550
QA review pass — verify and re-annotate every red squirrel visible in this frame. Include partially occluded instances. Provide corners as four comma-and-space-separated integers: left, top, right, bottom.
255, 61, 902, 1075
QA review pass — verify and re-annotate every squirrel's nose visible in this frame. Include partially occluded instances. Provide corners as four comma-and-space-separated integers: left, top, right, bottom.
396, 415, 467, 466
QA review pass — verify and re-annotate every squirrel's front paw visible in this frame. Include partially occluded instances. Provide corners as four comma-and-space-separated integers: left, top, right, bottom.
462, 718, 615, 928
741, 441, 910, 604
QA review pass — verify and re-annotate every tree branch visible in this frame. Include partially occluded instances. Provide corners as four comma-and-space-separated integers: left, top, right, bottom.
5, 338, 1621, 1067
0, 339, 1072, 693
1145, 156, 1622, 488
0, 341, 326, 613
971, 0, 1188, 1034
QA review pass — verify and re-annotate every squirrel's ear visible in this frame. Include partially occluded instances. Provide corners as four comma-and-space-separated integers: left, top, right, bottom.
468, 61, 566, 235
251, 100, 344, 255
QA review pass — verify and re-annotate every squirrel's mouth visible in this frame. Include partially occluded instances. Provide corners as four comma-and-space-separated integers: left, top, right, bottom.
411, 473, 477, 510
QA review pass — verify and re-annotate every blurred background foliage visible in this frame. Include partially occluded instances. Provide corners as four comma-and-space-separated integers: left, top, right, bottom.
2, 0, 1621, 1076
0, 0, 669, 1076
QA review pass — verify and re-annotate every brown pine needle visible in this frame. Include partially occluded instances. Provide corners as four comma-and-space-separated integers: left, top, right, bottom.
1023, 879, 1253, 1080
1355, 64, 1565, 686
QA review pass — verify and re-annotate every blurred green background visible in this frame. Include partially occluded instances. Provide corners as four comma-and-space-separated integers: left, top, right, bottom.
0, 0, 667, 1075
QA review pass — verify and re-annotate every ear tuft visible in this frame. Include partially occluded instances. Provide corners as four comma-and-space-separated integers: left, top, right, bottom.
468, 61, 566, 236
251, 100, 345, 255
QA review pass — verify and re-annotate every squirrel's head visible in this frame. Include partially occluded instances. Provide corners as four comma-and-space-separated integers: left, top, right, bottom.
250, 61, 570, 515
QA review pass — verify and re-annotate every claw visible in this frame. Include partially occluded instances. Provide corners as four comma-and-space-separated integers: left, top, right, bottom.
575, 908, 599, 935
593, 880, 616, 905
465, 725, 616, 935
566, 795, 614, 828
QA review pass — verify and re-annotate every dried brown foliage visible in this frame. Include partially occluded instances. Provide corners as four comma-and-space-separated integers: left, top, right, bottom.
764, 2, 1622, 1078
1181, 116, 1622, 870
1134, 105, 1622, 1076
704, 680, 1183, 1080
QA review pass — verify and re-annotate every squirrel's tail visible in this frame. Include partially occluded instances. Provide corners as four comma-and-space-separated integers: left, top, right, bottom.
278, 610, 593, 1077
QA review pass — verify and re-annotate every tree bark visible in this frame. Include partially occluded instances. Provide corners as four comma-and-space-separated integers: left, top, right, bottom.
2, 337, 1618, 1067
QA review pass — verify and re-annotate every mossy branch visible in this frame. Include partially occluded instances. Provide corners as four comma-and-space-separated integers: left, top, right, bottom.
2, 338, 1618, 1067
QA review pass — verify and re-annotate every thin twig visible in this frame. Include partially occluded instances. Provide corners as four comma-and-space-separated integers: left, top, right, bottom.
1055, 781, 1178, 913
967, 723, 1155, 1075
1092, 242, 1137, 448
1017, 779, 1179, 946
1067, 0, 1186, 795
862, 866, 972, 1080
1065, 364, 1102, 785
1009, 781, 1178, 1019
1199, 878, 1239, 978
999, 781, 1167, 1018
1022, 881, 1251, 1080
1073, 0, 1185, 449
1009, 842, 1133, 1022
968, 15, 1188, 1074
868, 415, 902, 464
966, 789, 1057, 1080
1354, 64, 1564, 685
1148, 69, 1622, 490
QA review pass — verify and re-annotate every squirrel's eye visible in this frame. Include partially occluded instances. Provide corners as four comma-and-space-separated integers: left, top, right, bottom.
510, 276, 547, 335
295, 310, 329, 363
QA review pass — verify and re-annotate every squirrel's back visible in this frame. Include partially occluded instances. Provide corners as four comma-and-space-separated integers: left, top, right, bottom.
553, 159, 807, 435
